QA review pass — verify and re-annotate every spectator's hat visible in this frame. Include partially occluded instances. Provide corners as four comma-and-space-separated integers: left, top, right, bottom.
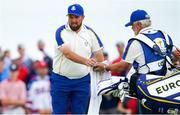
10, 64, 19, 71
37, 61, 48, 68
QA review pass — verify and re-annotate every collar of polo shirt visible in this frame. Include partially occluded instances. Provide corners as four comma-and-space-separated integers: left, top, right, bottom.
65, 23, 86, 33
139, 26, 157, 34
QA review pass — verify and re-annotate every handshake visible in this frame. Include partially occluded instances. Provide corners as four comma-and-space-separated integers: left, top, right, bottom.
85, 58, 108, 72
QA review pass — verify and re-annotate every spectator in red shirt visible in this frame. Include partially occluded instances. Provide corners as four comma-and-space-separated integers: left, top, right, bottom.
111, 41, 125, 76
13, 59, 29, 82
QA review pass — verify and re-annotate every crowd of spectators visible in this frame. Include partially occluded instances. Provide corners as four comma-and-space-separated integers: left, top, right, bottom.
0, 40, 52, 114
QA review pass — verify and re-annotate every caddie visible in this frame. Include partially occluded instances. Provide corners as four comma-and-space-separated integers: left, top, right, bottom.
94, 9, 180, 114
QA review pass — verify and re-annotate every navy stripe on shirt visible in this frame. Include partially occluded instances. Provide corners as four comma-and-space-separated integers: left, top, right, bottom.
122, 39, 135, 60
85, 25, 103, 47
55, 25, 66, 46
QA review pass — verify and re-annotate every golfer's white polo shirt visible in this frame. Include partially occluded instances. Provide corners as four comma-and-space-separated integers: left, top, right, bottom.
53, 24, 103, 79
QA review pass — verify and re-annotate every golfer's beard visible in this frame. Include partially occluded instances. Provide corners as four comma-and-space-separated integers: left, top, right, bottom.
69, 23, 82, 31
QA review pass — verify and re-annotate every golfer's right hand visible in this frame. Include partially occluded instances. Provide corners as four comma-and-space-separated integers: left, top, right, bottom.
85, 58, 97, 67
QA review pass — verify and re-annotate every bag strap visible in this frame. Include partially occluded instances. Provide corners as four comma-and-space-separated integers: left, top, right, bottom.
130, 33, 167, 57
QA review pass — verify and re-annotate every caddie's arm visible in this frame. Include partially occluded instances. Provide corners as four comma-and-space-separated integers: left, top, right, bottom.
94, 40, 141, 72
60, 44, 96, 67
106, 61, 131, 72
106, 40, 142, 72
94, 60, 131, 72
